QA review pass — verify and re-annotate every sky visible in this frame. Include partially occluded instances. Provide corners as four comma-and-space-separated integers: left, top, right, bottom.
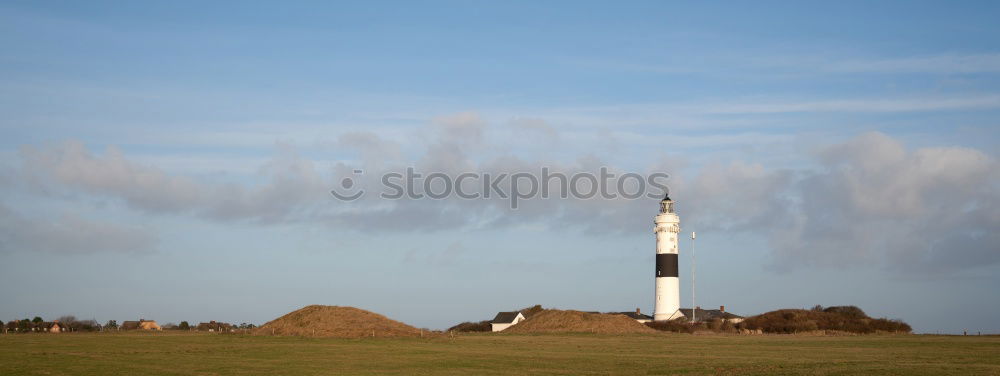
1, 1, 998, 334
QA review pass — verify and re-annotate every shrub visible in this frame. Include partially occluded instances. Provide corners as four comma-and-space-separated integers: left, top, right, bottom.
447, 320, 492, 332
519, 305, 544, 318
739, 306, 911, 334
645, 320, 694, 333
869, 319, 912, 333
73, 319, 100, 332
822, 306, 867, 319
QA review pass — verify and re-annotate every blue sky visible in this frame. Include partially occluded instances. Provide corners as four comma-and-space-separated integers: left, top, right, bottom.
1, 1, 998, 333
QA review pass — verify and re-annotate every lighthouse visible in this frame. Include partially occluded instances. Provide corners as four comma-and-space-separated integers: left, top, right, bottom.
653, 193, 681, 321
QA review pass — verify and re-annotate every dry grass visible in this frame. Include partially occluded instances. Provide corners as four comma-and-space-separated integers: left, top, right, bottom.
2, 332, 998, 375
254, 305, 426, 338
505, 309, 656, 334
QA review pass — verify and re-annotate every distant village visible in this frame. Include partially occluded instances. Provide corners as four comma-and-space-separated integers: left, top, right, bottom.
2, 317, 255, 334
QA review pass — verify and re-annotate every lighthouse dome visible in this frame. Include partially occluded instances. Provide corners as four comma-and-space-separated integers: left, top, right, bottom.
659, 193, 674, 213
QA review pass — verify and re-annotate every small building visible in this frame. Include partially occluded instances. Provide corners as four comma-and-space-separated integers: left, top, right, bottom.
34, 322, 63, 333
616, 308, 653, 323
197, 321, 233, 332
490, 312, 526, 332
121, 319, 162, 330
139, 320, 162, 330
675, 306, 744, 324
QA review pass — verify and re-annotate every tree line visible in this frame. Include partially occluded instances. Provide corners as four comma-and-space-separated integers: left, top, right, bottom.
2, 316, 258, 333
2, 316, 101, 332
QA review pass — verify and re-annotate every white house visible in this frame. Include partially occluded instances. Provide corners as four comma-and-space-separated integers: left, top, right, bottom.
490, 311, 526, 332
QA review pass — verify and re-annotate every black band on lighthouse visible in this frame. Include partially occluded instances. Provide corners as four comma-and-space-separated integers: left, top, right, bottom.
656, 253, 679, 278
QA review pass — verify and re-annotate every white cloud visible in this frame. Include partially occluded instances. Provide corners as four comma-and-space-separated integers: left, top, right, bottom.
550, 96, 1000, 123
20, 141, 207, 213
682, 160, 793, 231
820, 53, 1000, 74
708, 96, 1000, 114
769, 132, 999, 272
432, 111, 486, 144
604, 53, 1000, 76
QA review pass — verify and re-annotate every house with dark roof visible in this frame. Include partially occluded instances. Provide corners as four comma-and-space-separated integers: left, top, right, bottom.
197, 321, 233, 332
490, 311, 526, 332
676, 306, 744, 323
615, 308, 653, 323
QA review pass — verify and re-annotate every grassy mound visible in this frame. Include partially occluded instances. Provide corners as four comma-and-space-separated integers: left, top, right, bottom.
254, 305, 423, 338
505, 309, 656, 334
740, 306, 911, 334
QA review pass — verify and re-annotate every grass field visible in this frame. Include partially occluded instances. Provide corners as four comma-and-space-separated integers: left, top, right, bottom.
1, 332, 998, 375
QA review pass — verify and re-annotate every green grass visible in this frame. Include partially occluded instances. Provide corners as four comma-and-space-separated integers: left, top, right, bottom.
1, 332, 998, 375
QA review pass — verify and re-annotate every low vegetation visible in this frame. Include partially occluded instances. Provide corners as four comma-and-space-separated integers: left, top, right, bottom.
642, 305, 912, 335
447, 320, 491, 332
739, 305, 912, 334
645, 320, 696, 333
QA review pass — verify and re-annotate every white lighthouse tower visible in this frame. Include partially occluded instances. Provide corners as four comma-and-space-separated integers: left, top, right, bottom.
653, 193, 681, 321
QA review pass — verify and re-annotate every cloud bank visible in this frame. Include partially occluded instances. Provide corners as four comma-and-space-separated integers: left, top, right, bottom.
770, 133, 998, 273
8, 114, 998, 275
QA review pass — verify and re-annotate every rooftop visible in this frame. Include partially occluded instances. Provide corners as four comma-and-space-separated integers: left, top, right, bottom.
492, 312, 523, 324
